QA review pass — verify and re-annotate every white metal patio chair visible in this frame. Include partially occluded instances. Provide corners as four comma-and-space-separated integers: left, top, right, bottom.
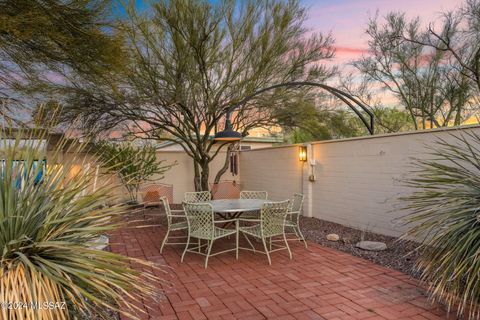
238, 200, 292, 265
240, 190, 268, 200
184, 191, 211, 203
239, 190, 268, 219
181, 202, 238, 268
282, 193, 307, 248
160, 197, 188, 253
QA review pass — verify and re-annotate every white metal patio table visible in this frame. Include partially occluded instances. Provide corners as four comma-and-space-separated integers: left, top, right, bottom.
210, 199, 267, 221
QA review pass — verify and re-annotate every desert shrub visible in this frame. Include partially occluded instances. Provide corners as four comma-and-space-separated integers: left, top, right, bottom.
0, 129, 161, 320
97, 141, 176, 203
401, 132, 480, 319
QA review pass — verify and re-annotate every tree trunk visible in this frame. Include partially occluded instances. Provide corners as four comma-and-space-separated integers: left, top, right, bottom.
193, 159, 210, 191
214, 143, 235, 184
193, 161, 201, 191
199, 160, 210, 191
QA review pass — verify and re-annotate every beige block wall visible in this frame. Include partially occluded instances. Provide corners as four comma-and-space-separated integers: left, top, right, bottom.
240, 125, 480, 237
239, 146, 303, 201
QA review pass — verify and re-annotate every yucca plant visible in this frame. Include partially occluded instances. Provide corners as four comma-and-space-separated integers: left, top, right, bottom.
0, 128, 162, 320
401, 131, 480, 319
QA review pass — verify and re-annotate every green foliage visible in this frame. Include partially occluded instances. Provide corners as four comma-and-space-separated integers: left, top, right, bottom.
277, 99, 368, 143
97, 141, 176, 203
0, 129, 161, 320
400, 132, 480, 319
371, 106, 416, 134
0, 0, 125, 121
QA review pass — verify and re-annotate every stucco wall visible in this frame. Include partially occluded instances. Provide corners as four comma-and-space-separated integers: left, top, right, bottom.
239, 125, 480, 237
239, 146, 303, 201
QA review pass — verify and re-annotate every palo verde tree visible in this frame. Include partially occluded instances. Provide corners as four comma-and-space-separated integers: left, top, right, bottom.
64, 0, 335, 191
409, 0, 480, 96
0, 0, 124, 123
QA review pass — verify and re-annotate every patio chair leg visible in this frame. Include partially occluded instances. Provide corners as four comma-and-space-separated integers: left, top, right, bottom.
269, 237, 272, 251
236, 223, 239, 260
205, 240, 214, 269
262, 238, 272, 265
292, 226, 300, 238
181, 236, 190, 263
198, 238, 201, 252
283, 232, 292, 260
296, 227, 307, 248
243, 233, 255, 252
160, 229, 170, 253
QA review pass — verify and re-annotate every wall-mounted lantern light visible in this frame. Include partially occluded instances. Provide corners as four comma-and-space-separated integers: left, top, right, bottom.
299, 146, 307, 162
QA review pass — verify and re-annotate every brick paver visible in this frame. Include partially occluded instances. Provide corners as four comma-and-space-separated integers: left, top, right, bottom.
110, 214, 457, 320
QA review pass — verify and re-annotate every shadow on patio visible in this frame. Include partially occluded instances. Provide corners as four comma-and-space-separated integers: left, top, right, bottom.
109, 210, 456, 320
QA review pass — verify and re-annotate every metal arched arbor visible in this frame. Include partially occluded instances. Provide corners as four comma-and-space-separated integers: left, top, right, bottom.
226, 81, 374, 135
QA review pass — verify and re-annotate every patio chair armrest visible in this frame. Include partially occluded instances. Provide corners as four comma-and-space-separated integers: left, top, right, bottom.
236, 218, 261, 223
214, 219, 237, 224
287, 211, 300, 216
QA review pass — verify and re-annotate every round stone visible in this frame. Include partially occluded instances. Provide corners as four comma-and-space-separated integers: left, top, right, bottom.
326, 233, 340, 241
355, 241, 387, 251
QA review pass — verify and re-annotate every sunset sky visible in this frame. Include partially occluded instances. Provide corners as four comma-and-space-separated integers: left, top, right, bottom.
301, 0, 462, 65
131, 0, 463, 66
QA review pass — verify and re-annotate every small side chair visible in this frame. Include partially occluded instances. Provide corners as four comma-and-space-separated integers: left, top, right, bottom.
184, 191, 211, 203
238, 200, 292, 265
182, 202, 238, 268
284, 193, 307, 248
160, 197, 188, 253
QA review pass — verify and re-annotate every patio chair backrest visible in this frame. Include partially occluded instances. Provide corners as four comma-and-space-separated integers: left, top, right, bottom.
183, 202, 215, 238
290, 193, 304, 213
240, 190, 268, 200
184, 191, 211, 203
260, 200, 290, 237
161, 196, 174, 227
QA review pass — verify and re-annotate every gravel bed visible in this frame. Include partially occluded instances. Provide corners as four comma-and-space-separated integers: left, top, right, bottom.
299, 216, 421, 278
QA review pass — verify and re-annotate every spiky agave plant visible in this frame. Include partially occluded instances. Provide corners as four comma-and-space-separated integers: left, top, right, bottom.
401, 131, 480, 319
0, 129, 161, 320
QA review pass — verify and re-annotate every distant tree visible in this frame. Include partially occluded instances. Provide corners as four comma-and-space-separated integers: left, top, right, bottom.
63, 0, 335, 191
277, 99, 364, 143
97, 142, 176, 204
0, 0, 124, 123
370, 106, 415, 134
410, 0, 480, 95
354, 12, 474, 129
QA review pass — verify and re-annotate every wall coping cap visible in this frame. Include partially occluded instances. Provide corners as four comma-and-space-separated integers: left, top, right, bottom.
240, 124, 480, 153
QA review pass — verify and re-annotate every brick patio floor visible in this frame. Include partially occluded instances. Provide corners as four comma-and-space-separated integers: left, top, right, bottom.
110, 215, 457, 320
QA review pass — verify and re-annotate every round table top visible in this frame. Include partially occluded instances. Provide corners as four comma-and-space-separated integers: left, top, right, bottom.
210, 199, 267, 213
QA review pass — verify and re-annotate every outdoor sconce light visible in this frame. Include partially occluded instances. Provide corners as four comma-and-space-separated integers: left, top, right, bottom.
299, 146, 307, 162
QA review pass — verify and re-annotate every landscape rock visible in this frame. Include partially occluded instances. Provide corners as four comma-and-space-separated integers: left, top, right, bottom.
355, 240, 387, 251
326, 233, 340, 241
